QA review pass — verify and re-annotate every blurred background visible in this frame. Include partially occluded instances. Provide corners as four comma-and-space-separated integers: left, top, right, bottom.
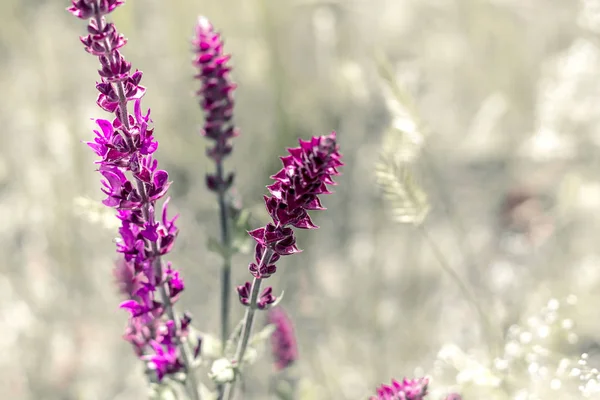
2, 0, 600, 399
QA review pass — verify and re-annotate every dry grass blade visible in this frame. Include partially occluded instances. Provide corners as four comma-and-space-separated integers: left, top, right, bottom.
375, 51, 430, 225
375, 153, 430, 225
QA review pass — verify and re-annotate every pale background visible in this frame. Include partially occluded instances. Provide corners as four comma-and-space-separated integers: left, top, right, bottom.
1, 0, 600, 399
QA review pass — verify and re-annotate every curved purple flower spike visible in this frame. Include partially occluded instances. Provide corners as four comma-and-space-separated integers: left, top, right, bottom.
222, 132, 343, 400
246, 132, 343, 280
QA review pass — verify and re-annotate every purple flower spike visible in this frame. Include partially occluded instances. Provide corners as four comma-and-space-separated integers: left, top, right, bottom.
68, 0, 196, 384
248, 132, 343, 278
370, 377, 429, 400
267, 307, 298, 371
193, 16, 239, 176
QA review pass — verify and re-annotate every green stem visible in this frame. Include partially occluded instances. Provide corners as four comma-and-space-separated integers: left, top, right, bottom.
216, 160, 233, 347
221, 277, 263, 400
222, 248, 274, 400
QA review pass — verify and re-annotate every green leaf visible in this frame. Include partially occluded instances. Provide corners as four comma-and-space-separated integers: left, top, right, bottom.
148, 380, 185, 400
198, 383, 219, 400
235, 208, 252, 230
209, 358, 235, 384
274, 380, 295, 400
224, 319, 245, 357
250, 323, 276, 346
196, 331, 223, 359
231, 209, 253, 254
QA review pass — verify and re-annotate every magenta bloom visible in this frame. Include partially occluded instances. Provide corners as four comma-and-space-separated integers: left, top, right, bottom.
236, 282, 276, 310
68, 0, 197, 382
267, 307, 298, 371
192, 16, 238, 191
246, 132, 343, 279
371, 377, 429, 400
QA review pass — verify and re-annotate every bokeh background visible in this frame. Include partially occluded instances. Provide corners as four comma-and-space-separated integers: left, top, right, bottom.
2, 0, 600, 398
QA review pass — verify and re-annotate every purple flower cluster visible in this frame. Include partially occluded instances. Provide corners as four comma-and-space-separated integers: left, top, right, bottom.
192, 16, 238, 192
68, 0, 197, 382
371, 377, 429, 400
267, 307, 298, 371
237, 132, 343, 307
250, 133, 342, 277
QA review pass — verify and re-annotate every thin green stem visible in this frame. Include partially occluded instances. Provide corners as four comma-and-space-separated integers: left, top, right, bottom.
221, 277, 263, 400
216, 161, 233, 347
215, 161, 232, 399
222, 248, 274, 400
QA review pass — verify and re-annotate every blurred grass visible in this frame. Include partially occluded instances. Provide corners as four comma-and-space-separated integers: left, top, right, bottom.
2, 0, 600, 399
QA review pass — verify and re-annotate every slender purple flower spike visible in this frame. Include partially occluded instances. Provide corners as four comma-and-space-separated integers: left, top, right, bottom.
222, 133, 342, 400
192, 15, 239, 347
192, 16, 238, 189
267, 307, 298, 371
370, 377, 429, 400
67, 1, 199, 394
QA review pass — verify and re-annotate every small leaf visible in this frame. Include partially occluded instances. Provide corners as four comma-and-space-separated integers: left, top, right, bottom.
148, 380, 184, 400
232, 209, 254, 254
235, 208, 252, 230
196, 331, 222, 359
209, 358, 235, 384
224, 319, 245, 357
242, 345, 258, 364
198, 383, 219, 400
274, 380, 295, 400
232, 233, 253, 255
250, 323, 276, 346
270, 290, 285, 308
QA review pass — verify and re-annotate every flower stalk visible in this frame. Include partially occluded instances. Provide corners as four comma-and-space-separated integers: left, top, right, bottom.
224, 132, 343, 400
67, 1, 200, 398
192, 16, 238, 347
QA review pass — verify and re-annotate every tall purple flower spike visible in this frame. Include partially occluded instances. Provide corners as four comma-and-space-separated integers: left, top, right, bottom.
267, 307, 298, 371
370, 377, 429, 400
67, 0, 199, 384
192, 15, 241, 348
192, 16, 238, 192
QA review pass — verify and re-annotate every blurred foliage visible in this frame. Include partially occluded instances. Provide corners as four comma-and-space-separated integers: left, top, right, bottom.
2, 0, 600, 399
